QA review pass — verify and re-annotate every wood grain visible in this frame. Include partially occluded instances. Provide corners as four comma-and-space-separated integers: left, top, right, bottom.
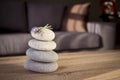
0, 50, 120, 80
85, 69, 120, 80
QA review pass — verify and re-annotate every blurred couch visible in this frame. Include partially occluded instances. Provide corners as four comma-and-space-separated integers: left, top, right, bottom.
0, 1, 116, 56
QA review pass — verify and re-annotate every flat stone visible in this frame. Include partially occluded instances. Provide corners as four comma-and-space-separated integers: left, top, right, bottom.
31, 27, 55, 41
26, 48, 58, 62
24, 59, 58, 73
28, 39, 56, 50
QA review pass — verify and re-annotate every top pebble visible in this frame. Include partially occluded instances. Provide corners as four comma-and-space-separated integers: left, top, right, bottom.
31, 24, 55, 41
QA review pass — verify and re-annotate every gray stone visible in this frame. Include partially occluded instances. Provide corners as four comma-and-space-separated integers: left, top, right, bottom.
26, 48, 58, 62
24, 59, 58, 73
31, 27, 55, 41
28, 39, 56, 50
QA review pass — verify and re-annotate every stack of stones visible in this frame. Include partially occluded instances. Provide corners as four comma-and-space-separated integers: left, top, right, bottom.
24, 24, 58, 73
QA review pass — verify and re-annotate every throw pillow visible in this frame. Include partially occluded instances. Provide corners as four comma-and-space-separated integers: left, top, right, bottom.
62, 3, 91, 32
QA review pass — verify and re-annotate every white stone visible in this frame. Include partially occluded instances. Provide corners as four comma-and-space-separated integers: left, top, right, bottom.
31, 27, 55, 41
24, 59, 58, 73
26, 48, 58, 62
28, 39, 56, 50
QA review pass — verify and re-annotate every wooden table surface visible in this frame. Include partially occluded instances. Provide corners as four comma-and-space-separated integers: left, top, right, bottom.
0, 50, 120, 80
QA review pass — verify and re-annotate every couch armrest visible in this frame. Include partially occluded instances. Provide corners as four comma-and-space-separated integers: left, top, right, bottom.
87, 22, 116, 50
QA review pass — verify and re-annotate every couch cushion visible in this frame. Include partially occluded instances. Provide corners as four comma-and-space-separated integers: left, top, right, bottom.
0, 32, 100, 56
54, 32, 101, 51
27, 3, 65, 31
62, 3, 91, 32
0, 33, 31, 56
0, 1, 27, 33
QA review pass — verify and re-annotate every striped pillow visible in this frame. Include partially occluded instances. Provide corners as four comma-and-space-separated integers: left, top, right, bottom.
62, 3, 91, 32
